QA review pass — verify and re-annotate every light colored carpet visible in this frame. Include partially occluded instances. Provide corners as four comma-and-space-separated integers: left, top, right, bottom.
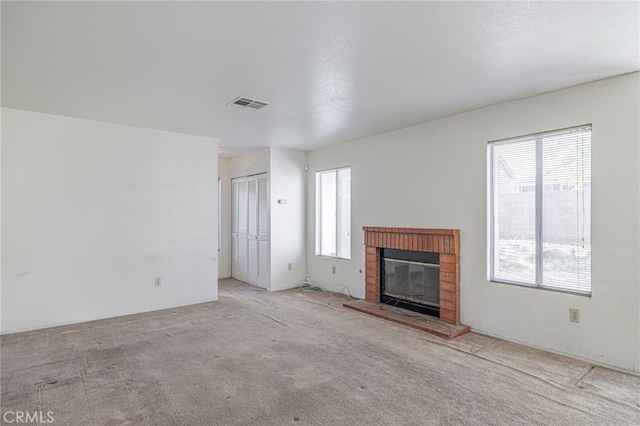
1, 278, 639, 425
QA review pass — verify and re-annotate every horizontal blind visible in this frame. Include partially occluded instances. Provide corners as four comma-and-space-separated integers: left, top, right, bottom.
316, 170, 337, 257
490, 137, 537, 285
316, 166, 351, 259
489, 125, 591, 294
541, 127, 591, 293
336, 167, 351, 259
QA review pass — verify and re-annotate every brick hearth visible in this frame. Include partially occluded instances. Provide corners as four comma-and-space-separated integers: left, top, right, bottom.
362, 227, 461, 325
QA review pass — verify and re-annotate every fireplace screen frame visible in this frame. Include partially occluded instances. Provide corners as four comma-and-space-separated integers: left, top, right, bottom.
380, 248, 440, 317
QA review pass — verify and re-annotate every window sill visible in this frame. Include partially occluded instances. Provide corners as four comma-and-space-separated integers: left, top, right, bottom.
489, 279, 591, 297
316, 255, 351, 261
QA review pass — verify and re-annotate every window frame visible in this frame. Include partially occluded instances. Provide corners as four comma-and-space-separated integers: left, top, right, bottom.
488, 125, 592, 296
315, 166, 351, 260
218, 177, 222, 252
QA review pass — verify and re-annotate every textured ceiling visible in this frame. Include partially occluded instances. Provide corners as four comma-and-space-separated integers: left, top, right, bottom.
2, 1, 639, 157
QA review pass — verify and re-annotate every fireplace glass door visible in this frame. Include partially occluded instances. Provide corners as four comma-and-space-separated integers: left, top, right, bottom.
384, 259, 440, 307
381, 249, 440, 316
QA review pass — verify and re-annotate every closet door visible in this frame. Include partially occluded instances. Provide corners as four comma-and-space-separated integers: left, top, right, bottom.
246, 177, 259, 286
231, 177, 249, 283
231, 173, 269, 289
231, 179, 239, 276
256, 175, 269, 288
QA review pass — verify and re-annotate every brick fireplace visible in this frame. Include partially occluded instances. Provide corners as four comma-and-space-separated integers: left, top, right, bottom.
363, 227, 461, 324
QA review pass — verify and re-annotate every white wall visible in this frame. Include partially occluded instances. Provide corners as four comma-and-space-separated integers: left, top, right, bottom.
306, 73, 640, 373
229, 148, 270, 179
218, 157, 232, 278
1, 108, 219, 333
270, 148, 307, 290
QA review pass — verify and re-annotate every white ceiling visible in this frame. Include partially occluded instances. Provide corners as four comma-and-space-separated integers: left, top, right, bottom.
2, 1, 639, 158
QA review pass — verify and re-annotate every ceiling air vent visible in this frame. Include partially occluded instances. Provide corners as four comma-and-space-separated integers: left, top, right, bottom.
227, 96, 269, 110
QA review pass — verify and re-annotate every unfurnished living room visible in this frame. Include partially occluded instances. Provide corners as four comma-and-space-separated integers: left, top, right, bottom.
1, 1, 639, 425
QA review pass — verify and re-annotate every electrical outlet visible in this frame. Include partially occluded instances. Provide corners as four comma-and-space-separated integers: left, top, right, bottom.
332, 266, 336, 274
288, 263, 293, 270
155, 277, 161, 286
569, 308, 580, 323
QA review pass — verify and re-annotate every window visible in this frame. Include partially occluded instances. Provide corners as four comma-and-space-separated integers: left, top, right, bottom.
488, 125, 591, 294
316, 167, 351, 259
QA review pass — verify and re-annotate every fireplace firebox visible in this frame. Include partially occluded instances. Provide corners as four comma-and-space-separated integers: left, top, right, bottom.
381, 249, 440, 317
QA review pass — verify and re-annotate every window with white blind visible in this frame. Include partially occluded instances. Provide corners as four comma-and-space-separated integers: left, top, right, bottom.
316, 167, 351, 259
488, 125, 591, 294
